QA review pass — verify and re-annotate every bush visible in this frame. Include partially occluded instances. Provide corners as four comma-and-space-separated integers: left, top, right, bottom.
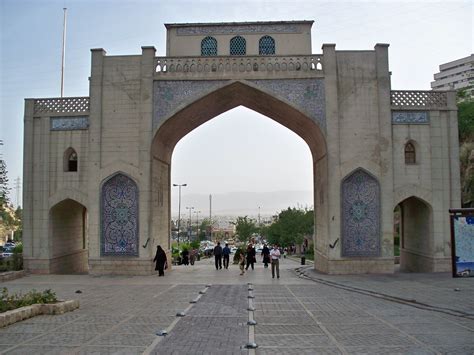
0, 287, 58, 313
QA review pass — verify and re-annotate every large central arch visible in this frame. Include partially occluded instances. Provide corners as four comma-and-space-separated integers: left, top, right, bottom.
150, 80, 328, 255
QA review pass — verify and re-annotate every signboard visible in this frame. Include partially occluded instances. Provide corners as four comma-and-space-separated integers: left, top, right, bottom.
450, 209, 474, 277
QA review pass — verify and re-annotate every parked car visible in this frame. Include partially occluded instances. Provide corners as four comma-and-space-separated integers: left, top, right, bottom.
2, 246, 14, 258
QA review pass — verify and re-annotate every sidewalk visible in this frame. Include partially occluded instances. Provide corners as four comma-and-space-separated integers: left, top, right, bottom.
0, 258, 472, 354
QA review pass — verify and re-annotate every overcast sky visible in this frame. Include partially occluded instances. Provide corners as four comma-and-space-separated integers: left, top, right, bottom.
0, 0, 472, 214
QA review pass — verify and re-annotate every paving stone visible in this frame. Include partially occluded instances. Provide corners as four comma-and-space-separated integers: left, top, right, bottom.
255, 334, 335, 347
255, 324, 325, 335
332, 333, 418, 347
25, 332, 98, 346
3, 345, 79, 354
0, 332, 41, 344
257, 348, 343, 355
76, 346, 146, 354
344, 345, 436, 354
89, 333, 156, 346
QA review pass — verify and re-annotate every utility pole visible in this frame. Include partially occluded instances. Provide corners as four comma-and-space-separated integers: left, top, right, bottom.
209, 194, 212, 240
173, 183, 187, 247
186, 206, 194, 241
60, 8, 67, 97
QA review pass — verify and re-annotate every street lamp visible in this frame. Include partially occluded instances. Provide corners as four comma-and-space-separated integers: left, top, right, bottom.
186, 206, 194, 241
173, 183, 187, 247
194, 210, 201, 240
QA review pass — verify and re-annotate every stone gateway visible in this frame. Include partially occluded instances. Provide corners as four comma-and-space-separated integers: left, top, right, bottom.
23, 21, 460, 275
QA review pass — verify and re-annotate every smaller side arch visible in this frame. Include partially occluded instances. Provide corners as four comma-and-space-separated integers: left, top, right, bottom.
341, 168, 381, 257
64, 147, 78, 172
49, 188, 88, 210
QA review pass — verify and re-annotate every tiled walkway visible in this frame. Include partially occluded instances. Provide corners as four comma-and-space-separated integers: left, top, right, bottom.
0, 258, 473, 354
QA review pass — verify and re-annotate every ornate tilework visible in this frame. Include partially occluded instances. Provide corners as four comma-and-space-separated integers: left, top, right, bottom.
259, 36, 275, 55
176, 24, 299, 36
50, 116, 89, 131
250, 79, 326, 131
341, 169, 381, 257
391, 111, 429, 124
153, 79, 326, 131
101, 173, 139, 256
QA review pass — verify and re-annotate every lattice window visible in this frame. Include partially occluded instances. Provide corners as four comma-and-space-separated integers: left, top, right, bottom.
259, 36, 275, 55
404, 142, 416, 164
64, 148, 78, 172
390, 91, 447, 108
34, 97, 90, 115
230, 36, 246, 56
201, 36, 217, 56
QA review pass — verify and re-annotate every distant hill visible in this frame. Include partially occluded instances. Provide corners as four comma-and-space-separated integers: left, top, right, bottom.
174, 190, 313, 217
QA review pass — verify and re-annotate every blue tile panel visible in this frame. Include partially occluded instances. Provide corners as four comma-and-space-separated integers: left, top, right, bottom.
153, 79, 326, 132
176, 24, 299, 36
50, 116, 89, 130
392, 111, 429, 124
101, 173, 139, 256
341, 169, 381, 257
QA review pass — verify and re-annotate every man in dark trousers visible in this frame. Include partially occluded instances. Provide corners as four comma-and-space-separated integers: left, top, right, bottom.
222, 243, 231, 269
214, 241, 223, 270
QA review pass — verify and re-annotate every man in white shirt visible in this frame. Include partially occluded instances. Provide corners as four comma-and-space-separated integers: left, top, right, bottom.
270, 244, 281, 279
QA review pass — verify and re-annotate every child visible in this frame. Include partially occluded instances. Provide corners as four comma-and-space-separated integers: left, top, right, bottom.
239, 251, 246, 275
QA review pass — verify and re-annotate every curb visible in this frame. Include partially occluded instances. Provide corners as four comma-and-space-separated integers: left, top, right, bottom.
0, 270, 26, 283
0, 299, 79, 328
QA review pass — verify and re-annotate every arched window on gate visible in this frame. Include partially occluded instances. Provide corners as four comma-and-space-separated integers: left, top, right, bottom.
64, 148, 78, 172
259, 36, 275, 55
201, 36, 217, 56
230, 36, 246, 56
404, 142, 416, 164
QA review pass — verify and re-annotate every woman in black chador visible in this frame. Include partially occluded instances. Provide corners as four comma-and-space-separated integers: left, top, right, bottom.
153, 245, 167, 276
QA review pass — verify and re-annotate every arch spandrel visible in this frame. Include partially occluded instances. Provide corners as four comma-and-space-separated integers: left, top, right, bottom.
152, 80, 327, 163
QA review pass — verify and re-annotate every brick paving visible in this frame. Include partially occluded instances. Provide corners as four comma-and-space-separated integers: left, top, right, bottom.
0, 258, 472, 354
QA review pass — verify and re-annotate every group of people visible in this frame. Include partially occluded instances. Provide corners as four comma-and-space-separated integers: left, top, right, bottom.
153, 242, 282, 279
238, 243, 281, 278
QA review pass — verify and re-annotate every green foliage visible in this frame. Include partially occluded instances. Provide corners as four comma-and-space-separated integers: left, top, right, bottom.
460, 142, 474, 207
458, 100, 474, 143
233, 216, 257, 243
265, 208, 314, 247
13, 243, 23, 254
0, 160, 9, 206
0, 288, 58, 313
233, 246, 245, 264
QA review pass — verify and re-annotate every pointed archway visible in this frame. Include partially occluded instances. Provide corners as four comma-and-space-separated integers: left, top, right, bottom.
150, 81, 328, 262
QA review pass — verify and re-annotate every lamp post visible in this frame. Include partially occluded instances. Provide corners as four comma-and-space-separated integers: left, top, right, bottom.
194, 210, 201, 241
186, 206, 194, 241
173, 183, 187, 247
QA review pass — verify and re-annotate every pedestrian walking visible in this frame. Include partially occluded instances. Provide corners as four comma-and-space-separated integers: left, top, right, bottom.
181, 248, 189, 265
270, 244, 281, 279
262, 243, 270, 268
189, 249, 196, 265
239, 249, 246, 275
245, 243, 256, 270
214, 241, 223, 270
222, 243, 231, 269
153, 245, 167, 277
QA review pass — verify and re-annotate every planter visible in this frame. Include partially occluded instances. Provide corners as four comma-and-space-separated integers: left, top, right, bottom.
0, 299, 79, 328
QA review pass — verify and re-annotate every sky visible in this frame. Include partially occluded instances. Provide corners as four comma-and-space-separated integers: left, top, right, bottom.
0, 0, 472, 214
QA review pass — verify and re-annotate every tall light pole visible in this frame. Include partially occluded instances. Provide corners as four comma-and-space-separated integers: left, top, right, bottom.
186, 206, 194, 241
173, 183, 187, 247
194, 210, 201, 241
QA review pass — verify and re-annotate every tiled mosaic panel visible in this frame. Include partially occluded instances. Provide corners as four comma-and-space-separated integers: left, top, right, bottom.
176, 23, 300, 36
391, 111, 429, 124
153, 79, 325, 131
101, 173, 139, 256
50, 116, 89, 131
341, 169, 381, 257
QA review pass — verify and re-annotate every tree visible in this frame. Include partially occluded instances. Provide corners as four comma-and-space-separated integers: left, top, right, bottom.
457, 88, 474, 207
265, 207, 314, 247
233, 216, 257, 243
199, 218, 212, 240
0, 159, 9, 206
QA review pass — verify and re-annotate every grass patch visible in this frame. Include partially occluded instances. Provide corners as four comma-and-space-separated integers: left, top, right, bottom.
0, 287, 58, 313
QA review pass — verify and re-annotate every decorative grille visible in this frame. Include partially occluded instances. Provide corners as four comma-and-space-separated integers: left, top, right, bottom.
201, 36, 217, 56
230, 36, 246, 56
34, 97, 90, 115
390, 91, 447, 108
259, 36, 275, 55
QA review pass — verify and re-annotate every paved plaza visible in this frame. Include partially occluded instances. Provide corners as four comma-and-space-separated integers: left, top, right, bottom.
0, 258, 473, 354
